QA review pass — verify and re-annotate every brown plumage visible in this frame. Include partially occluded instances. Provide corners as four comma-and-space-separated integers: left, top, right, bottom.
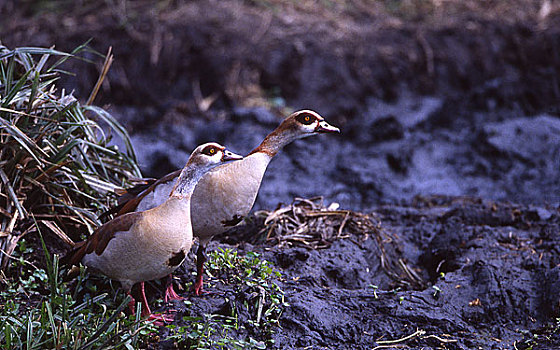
61, 213, 139, 266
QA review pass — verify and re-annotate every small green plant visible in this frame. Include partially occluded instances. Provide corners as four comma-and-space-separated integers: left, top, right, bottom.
368, 284, 379, 299
206, 249, 286, 327
166, 248, 287, 349
517, 317, 560, 350
167, 314, 266, 350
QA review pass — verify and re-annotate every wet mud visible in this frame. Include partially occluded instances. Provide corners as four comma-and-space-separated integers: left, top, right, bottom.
160, 197, 560, 349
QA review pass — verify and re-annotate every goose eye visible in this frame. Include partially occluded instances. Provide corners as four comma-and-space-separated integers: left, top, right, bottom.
202, 146, 218, 156
296, 113, 315, 125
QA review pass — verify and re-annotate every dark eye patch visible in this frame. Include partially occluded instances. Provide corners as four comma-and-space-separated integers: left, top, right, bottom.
295, 113, 316, 125
201, 145, 219, 156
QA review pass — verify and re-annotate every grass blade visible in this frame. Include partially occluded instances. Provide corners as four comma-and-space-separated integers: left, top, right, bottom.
26, 71, 40, 114
84, 105, 139, 164
0, 167, 26, 218
0, 47, 72, 61
1, 68, 31, 107
26, 313, 33, 350
78, 295, 131, 350
0, 117, 48, 163
45, 302, 58, 345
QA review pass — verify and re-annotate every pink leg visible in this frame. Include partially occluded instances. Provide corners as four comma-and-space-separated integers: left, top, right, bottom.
193, 271, 204, 296
131, 282, 175, 325
138, 282, 153, 317
164, 274, 184, 302
192, 244, 207, 296
127, 292, 137, 315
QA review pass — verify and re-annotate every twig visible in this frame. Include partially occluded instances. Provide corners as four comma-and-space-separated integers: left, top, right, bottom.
0, 106, 34, 117
422, 334, 458, 343
305, 210, 351, 217
0, 246, 40, 270
255, 285, 265, 325
192, 78, 219, 112
399, 258, 423, 285
417, 31, 434, 76
41, 220, 75, 247
86, 47, 113, 106
374, 328, 426, 348
371, 345, 407, 349
0, 167, 26, 218
337, 211, 350, 237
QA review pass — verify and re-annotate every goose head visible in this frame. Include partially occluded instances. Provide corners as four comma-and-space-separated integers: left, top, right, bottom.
281, 109, 340, 139
172, 142, 243, 197
187, 142, 244, 171
249, 110, 340, 157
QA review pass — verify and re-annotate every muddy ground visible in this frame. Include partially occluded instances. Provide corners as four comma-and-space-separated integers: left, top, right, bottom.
216, 196, 560, 349
2, 0, 560, 348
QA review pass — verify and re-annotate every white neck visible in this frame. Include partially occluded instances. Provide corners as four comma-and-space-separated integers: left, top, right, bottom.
170, 162, 209, 198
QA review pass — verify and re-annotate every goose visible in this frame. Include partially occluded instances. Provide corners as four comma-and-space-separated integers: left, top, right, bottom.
62, 143, 243, 322
103, 110, 340, 295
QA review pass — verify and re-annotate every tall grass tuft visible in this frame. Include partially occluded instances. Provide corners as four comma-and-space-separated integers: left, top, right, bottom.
0, 43, 151, 349
0, 44, 141, 270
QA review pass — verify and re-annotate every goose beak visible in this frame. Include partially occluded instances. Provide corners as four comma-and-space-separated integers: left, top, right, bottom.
221, 149, 243, 162
315, 120, 340, 134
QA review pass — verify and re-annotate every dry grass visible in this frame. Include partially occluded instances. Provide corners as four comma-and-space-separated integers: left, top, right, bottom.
255, 197, 377, 249
0, 44, 141, 272
255, 197, 425, 289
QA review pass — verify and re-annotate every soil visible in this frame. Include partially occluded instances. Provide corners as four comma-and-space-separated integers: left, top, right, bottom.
2, 0, 560, 349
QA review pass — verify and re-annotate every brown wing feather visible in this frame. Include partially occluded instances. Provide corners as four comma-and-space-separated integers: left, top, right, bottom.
115, 181, 155, 204
97, 183, 154, 221
115, 196, 144, 217
61, 212, 140, 267
98, 170, 181, 220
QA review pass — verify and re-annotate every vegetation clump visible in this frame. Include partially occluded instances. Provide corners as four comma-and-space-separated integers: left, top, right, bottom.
166, 248, 287, 349
0, 44, 147, 349
0, 44, 140, 265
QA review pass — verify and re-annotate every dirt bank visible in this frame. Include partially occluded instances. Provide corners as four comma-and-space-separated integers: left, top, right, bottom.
2, 1, 560, 348
3, 0, 559, 209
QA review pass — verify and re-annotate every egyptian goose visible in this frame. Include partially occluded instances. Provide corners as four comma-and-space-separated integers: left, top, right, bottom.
104, 110, 340, 295
62, 143, 243, 322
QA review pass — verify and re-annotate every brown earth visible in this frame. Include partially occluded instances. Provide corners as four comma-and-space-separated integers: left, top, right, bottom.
2, 0, 560, 349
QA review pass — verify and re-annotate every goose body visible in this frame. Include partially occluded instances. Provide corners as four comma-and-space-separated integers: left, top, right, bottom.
134, 151, 271, 245
104, 110, 340, 294
63, 143, 243, 321
82, 198, 192, 291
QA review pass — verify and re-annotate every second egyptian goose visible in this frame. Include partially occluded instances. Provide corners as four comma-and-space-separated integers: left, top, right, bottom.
103, 110, 340, 295
62, 143, 243, 322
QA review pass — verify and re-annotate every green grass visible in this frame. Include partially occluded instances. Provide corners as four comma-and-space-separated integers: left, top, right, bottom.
517, 318, 560, 350
206, 249, 286, 329
1, 232, 158, 349
0, 43, 140, 254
